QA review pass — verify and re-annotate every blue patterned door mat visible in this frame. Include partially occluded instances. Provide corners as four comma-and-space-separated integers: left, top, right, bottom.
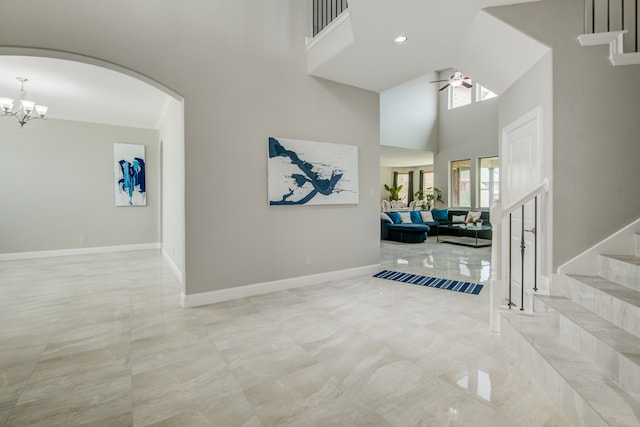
373, 270, 484, 295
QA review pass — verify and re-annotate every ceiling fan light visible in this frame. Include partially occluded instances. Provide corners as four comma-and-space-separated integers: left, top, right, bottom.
20, 99, 35, 113
450, 79, 463, 88
35, 104, 49, 117
0, 97, 14, 112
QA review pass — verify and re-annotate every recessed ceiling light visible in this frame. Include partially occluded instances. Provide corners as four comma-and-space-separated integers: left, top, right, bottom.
393, 35, 408, 45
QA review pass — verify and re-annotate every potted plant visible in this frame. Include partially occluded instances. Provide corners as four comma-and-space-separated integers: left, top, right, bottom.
425, 187, 444, 209
384, 184, 403, 201
413, 189, 428, 210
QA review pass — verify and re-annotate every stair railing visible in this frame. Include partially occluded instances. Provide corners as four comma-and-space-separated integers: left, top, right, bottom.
584, 0, 639, 52
311, 0, 349, 37
499, 179, 549, 311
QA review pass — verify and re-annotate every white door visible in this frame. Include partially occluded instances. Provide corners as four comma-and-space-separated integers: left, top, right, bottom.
501, 107, 542, 310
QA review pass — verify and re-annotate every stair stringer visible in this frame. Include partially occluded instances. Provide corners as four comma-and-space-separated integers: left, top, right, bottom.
578, 31, 640, 66
556, 217, 640, 277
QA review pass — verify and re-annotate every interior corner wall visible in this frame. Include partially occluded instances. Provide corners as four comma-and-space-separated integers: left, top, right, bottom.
0, 118, 160, 253
488, 0, 640, 270
434, 69, 499, 208
498, 51, 554, 279
158, 97, 185, 280
380, 72, 439, 152
0, 1, 380, 296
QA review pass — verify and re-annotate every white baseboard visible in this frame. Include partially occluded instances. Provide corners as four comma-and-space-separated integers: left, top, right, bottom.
161, 249, 184, 284
0, 243, 161, 261
557, 218, 640, 276
181, 263, 381, 308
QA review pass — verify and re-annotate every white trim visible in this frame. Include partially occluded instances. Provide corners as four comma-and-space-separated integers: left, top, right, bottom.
577, 31, 626, 49
577, 31, 640, 66
162, 249, 184, 284
305, 9, 351, 50
181, 263, 381, 308
557, 218, 640, 276
0, 243, 161, 261
611, 52, 640, 66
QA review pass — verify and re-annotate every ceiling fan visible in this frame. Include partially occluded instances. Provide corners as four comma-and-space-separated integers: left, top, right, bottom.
430, 71, 472, 91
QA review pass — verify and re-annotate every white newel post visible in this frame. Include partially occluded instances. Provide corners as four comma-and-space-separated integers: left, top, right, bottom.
490, 199, 503, 333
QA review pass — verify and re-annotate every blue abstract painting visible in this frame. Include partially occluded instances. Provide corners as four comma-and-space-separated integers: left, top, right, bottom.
268, 137, 358, 206
114, 143, 146, 206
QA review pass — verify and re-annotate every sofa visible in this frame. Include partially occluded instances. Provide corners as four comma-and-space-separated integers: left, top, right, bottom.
380, 208, 492, 243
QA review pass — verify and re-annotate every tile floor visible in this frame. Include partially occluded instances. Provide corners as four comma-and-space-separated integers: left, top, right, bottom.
0, 240, 572, 426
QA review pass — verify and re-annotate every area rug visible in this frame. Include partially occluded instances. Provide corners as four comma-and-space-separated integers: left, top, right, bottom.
373, 270, 484, 295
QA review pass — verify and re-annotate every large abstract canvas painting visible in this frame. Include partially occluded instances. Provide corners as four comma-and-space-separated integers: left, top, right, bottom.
114, 143, 146, 206
268, 137, 358, 206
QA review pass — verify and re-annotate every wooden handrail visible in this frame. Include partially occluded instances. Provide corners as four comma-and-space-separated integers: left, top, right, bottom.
501, 178, 550, 217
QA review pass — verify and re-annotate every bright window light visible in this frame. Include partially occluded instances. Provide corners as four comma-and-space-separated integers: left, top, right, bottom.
477, 84, 497, 102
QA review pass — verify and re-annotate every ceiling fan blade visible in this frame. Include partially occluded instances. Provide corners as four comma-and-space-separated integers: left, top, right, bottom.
438, 83, 450, 91
462, 81, 472, 88
430, 79, 449, 83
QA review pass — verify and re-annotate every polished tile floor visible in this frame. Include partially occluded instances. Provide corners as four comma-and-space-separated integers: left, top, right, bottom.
0, 240, 571, 426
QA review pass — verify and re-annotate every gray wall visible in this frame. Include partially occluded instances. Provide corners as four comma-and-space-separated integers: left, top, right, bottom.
380, 72, 439, 152
489, 0, 640, 269
0, 1, 381, 295
158, 97, 185, 279
498, 51, 554, 279
434, 69, 499, 208
0, 118, 159, 253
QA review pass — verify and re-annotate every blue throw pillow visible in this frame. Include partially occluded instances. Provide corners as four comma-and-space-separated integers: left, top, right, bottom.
387, 212, 402, 224
432, 208, 448, 221
410, 210, 422, 223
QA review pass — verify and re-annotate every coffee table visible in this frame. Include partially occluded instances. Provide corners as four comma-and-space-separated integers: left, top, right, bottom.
436, 224, 492, 248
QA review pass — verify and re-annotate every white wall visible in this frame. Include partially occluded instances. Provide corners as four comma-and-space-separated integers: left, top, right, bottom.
0, 118, 159, 253
158, 97, 185, 282
380, 72, 439, 152
0, 1, 381, 296
434, 69, 500, 208
489, 0, 640, 269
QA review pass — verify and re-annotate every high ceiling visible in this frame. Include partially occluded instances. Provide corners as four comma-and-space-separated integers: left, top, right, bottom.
0, 56, 172, 129
0, 1, 546, 168
308, 0, 543, 93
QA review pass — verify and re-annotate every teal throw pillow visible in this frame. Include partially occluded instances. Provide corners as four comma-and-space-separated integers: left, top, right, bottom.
387, 212, 402, 224
410, 210, 422, 223
432, 209, 449, 221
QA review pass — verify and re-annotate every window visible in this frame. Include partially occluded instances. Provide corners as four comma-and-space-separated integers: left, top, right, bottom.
451, 160, 471, 207
477, 84, 497, 102
445, 72, 497, 109
479, 157, 500, 208
396, 173, 410, 204
421, 171, 434, 194
449, 82, 472, 109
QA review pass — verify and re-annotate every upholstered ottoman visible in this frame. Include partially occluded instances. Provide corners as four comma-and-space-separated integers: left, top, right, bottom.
385, 223, 430, 243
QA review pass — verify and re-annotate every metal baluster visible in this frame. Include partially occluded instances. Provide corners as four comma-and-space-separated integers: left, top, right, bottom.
509, 212, 513, 309
533, 196, 538, 292
520, 204, 525, 311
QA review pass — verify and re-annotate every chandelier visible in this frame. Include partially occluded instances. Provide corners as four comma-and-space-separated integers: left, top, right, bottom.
0, 76, 49, 128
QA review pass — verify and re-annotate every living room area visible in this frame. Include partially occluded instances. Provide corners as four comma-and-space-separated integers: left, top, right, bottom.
379, 68, 499, 251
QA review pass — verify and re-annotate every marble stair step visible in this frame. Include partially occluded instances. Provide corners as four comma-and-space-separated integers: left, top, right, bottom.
501, 310, 640, 427
599, 254, 640, 292
536, 295, 640, 401
562, 274, 640, 338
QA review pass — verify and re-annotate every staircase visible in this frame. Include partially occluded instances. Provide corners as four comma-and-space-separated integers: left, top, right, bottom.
578, 0, 640, 65
501, 230, 640, 426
